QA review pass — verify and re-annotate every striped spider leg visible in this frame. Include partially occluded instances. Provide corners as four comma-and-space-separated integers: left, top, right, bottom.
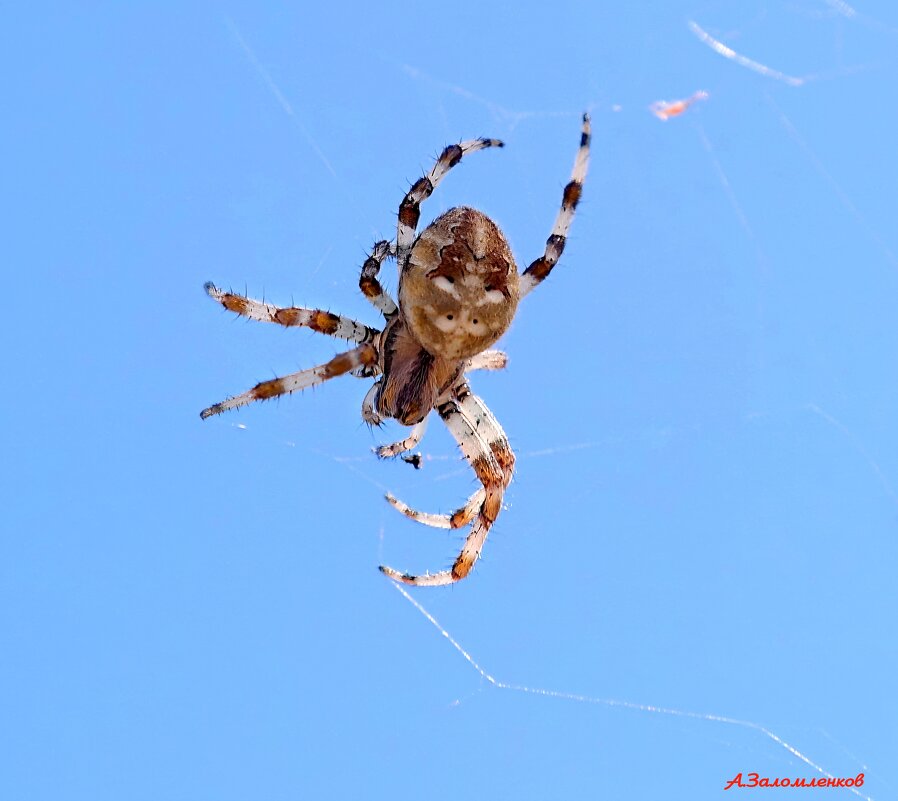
200, 243, 390, 419
200, 343, 378, 419
359, 239, 398, 317
379, 382, 509, 586
385, 488, 485, 531
519, 113, 591, 297
383, 381, 511, 533
204, 282, 379, 344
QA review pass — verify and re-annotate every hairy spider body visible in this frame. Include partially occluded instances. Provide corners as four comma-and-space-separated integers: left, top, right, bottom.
201, 115, 590, 586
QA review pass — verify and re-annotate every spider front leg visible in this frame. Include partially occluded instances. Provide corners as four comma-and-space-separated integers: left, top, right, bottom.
200, 343, 377, 419
396, 137, 504, 270
204, 283, 379, 344
520, 113, 591, 297
380, 394, 506, 586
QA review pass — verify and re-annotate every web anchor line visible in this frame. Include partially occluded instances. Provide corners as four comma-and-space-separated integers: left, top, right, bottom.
390, 583, 874, 801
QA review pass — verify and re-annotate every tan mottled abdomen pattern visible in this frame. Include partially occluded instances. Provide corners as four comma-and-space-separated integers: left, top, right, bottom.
400, 207, 519, 361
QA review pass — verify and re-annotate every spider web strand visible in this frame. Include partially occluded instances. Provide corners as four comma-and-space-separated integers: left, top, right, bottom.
390, 583, 875, 801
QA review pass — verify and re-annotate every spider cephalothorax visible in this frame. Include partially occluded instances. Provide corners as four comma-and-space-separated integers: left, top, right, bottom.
201, 115, 590, 585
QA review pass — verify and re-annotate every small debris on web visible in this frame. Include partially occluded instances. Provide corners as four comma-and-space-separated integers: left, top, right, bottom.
650, 91, 709, 121
401, 453, 424, 470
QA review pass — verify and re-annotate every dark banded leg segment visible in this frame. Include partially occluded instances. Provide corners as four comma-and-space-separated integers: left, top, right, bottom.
397, 137, 504, 270
380, 398, 505, 586
359, 240, 398, 318
204, 283, 379, 344
200, 344, 377, 420
520, 114, 591, 297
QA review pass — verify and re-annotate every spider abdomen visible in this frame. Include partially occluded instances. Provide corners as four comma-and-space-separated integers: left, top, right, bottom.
375, 318, 464, 425
400, 206, 519, 361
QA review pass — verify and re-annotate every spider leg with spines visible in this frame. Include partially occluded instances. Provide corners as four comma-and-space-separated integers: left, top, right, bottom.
200, 344, 377, 419
379, 385, 508, 585
519, 113, 591, 297
385, 488, 486, 530
456, 387, 515, 480
204, 282, 379, 344
359, 239, 398, 317
382, 382, 513, 529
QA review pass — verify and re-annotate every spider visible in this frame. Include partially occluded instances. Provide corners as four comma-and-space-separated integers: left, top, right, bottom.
201, 114, 590, 586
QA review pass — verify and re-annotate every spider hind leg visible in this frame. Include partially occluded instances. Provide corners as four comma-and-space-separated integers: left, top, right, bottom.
379, 387, 510, 586
385, 488, 486, 530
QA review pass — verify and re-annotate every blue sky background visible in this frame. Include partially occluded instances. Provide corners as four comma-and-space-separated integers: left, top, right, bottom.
4, 2, 896, 799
